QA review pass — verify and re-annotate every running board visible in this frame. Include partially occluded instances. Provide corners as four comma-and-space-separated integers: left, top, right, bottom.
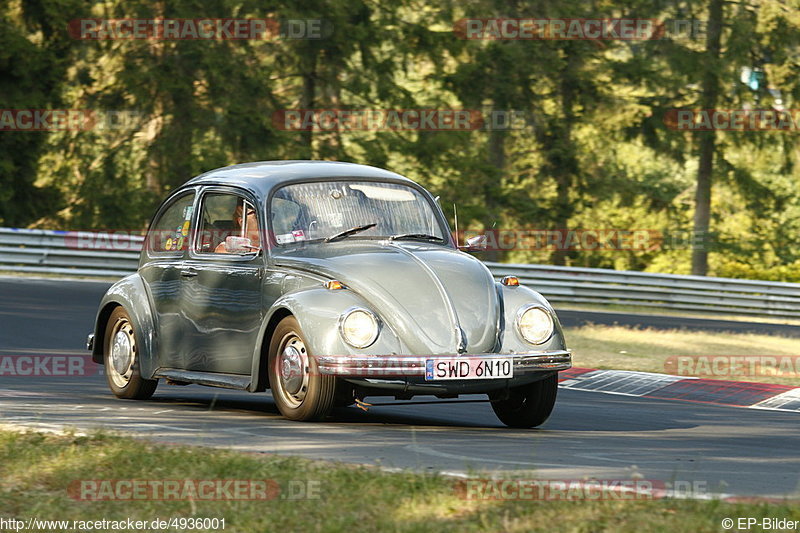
153, 369, 251, 391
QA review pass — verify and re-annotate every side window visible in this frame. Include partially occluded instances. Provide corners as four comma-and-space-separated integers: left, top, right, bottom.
147, 193, 196, 254
195, 193, 261, 254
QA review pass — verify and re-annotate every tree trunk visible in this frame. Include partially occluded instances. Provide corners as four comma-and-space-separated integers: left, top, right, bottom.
300, 52, 317, 160
691, 0, 724, 276
551, 50, 580, 267
484, 124, 506, 263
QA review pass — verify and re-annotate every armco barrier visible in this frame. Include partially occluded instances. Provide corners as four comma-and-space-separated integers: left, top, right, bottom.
2, 227, 800, 319
486, 263, 800, 318
0, 227, 141, 277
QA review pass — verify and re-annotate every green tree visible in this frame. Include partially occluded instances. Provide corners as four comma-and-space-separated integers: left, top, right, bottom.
0, 0, 82, 226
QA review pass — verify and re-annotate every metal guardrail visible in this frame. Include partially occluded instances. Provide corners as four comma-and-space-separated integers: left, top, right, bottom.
2, 227, 800, 318
0, 228, 141, 277
486, 263, 800, 318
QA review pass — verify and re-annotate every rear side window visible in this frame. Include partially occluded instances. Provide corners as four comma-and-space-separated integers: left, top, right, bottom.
146, 193, 196, 254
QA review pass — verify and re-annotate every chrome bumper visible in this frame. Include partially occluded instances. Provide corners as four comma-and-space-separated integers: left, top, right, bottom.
315, 350, 571, 377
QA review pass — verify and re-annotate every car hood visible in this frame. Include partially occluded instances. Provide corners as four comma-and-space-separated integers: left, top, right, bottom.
273, 242, 500, 354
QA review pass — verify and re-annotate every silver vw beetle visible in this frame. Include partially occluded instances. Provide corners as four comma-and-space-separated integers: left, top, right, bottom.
87, 161, 571, 427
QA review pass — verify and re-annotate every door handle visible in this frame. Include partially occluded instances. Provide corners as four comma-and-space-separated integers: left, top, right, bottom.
180, 269, 198, 278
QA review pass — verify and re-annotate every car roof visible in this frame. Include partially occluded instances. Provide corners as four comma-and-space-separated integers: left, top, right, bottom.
181, 160, 416, 198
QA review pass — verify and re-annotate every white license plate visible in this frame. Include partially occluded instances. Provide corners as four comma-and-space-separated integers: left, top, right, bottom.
424, 358, 514, 381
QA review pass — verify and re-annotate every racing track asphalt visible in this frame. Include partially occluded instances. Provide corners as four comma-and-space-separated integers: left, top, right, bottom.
0, 276, 798, 498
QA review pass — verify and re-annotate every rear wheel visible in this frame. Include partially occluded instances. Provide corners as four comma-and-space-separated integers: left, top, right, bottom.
268, 316, 336, 421
490, 374, 557, 428
104, 307, 157, 400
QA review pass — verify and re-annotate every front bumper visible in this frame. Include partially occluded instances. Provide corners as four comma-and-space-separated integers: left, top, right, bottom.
315, 350, 571, 377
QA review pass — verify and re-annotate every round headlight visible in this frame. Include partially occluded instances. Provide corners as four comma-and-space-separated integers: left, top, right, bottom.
516, 306, 554, 345
339, 308, 379, 348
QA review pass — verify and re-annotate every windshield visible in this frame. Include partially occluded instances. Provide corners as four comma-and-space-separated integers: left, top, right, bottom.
270, 180, 448, 245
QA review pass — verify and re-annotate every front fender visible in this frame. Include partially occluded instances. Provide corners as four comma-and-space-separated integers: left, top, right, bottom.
497, 283, 567, 353
91, 273, 158, 379
250, 286, 404, 391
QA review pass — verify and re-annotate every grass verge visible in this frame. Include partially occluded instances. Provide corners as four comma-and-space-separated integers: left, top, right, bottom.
566, 325, 800, 386
1, 429, 798, 533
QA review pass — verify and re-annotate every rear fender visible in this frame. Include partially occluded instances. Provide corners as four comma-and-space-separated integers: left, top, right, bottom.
91, 273, 158, 379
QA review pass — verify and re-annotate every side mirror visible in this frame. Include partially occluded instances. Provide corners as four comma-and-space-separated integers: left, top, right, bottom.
460, 234, 488, 252
225, 236, 259, 253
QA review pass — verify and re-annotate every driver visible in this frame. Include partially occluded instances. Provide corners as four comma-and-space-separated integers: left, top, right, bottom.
215, 204, 260, 253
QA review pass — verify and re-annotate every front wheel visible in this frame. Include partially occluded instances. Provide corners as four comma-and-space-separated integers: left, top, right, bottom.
490, 374, 558, 428
104, 307, 157, 400
268, 316, 336, 421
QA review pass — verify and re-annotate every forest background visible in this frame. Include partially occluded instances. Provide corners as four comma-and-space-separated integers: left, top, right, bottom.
4, 0, 800, 280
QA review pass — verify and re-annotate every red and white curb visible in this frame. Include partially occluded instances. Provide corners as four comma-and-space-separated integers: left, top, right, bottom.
558, 367, 800, 412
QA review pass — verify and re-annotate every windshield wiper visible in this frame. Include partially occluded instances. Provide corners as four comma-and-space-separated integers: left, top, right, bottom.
388, 233, 445, 242
324, 223, 378, 243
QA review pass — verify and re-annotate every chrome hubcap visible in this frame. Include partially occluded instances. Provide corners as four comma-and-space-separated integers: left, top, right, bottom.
108, 319, 135, 388
281, 345, 304, 394
276, 335, 309, 408
111, 331, 132, 374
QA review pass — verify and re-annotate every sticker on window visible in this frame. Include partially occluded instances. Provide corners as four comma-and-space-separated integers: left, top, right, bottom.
276, 233, 295, 244
292, 230, 306, 241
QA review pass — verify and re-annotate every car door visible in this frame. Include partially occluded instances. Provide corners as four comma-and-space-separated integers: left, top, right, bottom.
179, 187, 264, 375
139, 190, 197, 370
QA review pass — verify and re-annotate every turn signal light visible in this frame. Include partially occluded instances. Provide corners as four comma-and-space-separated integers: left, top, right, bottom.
325, 280, 345, 290
501, 276, 520, 286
